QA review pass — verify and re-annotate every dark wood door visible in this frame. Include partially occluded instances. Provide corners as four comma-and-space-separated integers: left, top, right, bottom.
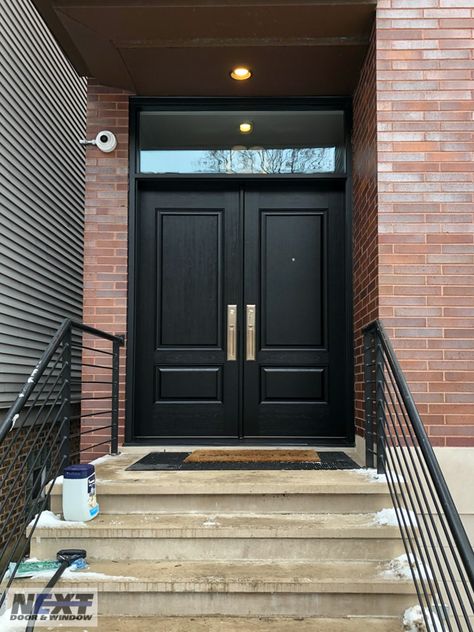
243, 187, 346, 439
134, 187, 241, 439
133, 184, 348, 441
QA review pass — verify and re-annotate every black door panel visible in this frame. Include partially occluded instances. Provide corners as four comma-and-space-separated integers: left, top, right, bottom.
243, 188, 346, 439
134, 188, 241, 438
159, 212, 222, 346
261, 212, 324, 347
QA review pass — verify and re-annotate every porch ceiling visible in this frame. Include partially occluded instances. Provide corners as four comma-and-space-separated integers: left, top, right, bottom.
33, 0, 376, 96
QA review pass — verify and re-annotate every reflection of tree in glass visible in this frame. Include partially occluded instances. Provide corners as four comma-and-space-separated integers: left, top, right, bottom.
198, 147, 334, 174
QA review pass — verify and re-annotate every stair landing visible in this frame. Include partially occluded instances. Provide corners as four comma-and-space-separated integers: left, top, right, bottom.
50, 451, 394, 514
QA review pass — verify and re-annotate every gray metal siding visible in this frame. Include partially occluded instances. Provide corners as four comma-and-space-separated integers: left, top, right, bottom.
0, 0, 86, 405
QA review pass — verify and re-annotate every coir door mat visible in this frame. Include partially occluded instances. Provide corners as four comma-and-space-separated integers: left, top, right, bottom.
126, 451, 359, 471
184, 449, 320, 464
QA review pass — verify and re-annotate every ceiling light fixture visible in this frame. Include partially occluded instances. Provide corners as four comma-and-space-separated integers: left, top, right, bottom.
231, 66, 252, 81
239, 122, 253, 134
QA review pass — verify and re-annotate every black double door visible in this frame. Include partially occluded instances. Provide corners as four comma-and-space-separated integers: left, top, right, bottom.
134, 184, 348, 441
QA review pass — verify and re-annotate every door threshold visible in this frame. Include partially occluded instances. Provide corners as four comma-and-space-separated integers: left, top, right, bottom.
122, 444, 357, 455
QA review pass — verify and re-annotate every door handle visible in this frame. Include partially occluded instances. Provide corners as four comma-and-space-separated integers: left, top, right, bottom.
227, 305, 237, 361
246, 304, 256, 361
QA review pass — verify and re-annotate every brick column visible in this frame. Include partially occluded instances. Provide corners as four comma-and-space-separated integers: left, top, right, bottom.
376, 1, 474, 446
82, 81, 132, 457
353, 30, 379, 436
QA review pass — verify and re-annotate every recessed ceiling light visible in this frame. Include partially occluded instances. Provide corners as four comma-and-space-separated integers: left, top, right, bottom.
239, 122, 253, 134
231, 67, 252, 81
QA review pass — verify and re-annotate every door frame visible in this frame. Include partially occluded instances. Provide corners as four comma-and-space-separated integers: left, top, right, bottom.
126, 97, 354, 446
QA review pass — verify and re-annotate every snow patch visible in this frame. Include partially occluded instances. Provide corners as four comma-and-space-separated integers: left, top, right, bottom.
26, 569, 133, 582
29, 510, 86, 529
373, 507, 416, 527
383, 554, 415, 580
90, 454, 115, 466
61, 569, 137, 582
352, 468, 406, 484
0, 608, 27, 631
351, 468, 388, 483
21, 564, 136, 582
403, 605, 442, 631
382, 554, 432, 581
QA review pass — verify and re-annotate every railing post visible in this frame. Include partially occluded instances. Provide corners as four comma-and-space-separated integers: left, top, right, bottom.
375, 334, 385, 475
60, 322, 72, 469
364, 328, 375, 468
111, 338, 121, 455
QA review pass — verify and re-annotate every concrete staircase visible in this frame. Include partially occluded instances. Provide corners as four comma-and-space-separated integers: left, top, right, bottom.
28, 451, 416, 630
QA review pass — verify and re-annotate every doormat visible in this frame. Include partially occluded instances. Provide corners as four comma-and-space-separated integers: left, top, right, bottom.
184, 449, 320, 463
126, 451, 359, 471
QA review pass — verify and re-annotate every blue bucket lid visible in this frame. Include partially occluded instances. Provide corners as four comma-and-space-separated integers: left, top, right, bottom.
63, 464, 95, 479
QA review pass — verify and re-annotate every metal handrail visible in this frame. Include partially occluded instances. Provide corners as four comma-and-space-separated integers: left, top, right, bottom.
0, 319, 124, 442
0, 318, 124, 611
364, 319, 474, 631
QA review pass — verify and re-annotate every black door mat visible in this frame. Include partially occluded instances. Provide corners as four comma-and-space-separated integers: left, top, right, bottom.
126, 451, 360, 471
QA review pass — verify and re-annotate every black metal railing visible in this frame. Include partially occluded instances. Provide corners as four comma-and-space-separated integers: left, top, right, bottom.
0, 319, 124, 610
364, 320, 474, 631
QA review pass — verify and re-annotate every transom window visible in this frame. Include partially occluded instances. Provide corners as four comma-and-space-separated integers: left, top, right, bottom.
138, 110, 346, 175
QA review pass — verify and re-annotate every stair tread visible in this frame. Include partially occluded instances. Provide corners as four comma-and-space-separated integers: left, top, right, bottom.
24, 559, 415, 593
31, 512, 400, 538
39, 615, 403, 631
51, 456, 389, 496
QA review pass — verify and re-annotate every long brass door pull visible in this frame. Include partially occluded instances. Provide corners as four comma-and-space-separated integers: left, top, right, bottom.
246, 304, 256, 361
227, 305, 237, 361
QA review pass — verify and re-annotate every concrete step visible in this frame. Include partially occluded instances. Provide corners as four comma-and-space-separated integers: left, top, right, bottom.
40, 615, 403, 631
51, 457, 394, 514
25, 559, 416, 617
30, 512, 404, 561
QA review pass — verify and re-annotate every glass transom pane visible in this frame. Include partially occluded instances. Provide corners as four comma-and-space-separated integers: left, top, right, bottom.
139, 110, 345, 175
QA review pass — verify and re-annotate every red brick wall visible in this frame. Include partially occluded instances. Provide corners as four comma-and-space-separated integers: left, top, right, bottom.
83, 7, 474, 448
352, 29, 379, 436
376, 1, 474, 446
82, 81, 131, 456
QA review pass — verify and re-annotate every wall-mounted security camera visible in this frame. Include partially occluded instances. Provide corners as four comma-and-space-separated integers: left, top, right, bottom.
95, 131, 117, 153
80, 130, 117, 153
